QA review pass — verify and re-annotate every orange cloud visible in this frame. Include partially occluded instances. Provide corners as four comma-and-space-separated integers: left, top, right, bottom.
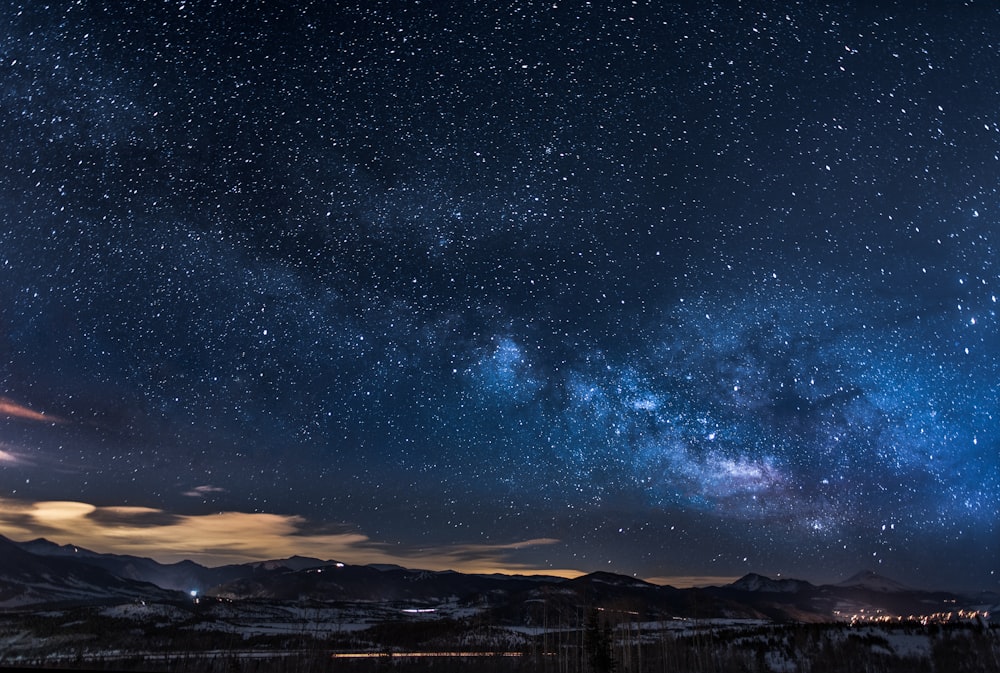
0, 397, 66, 424
30, 500, 97, 521
0, 497, 581, 578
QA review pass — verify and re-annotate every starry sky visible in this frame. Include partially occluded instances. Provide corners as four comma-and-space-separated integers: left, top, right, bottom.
0, 1, 998, 592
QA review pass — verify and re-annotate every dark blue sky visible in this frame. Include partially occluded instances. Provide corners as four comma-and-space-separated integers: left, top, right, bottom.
0, 1, 997, 590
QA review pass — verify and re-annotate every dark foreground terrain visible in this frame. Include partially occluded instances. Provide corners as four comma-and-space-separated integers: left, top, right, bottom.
2, 536, 997, 671
0, 601, 997, 673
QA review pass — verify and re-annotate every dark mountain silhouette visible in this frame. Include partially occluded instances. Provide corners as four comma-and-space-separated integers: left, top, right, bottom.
836, 569, 912, 592
13, 536, 326, 593
0, 536, 182, 607
4, 536, 988, 623
729, 573, 814, 593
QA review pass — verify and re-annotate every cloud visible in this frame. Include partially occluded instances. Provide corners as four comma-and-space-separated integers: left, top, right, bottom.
0, 497, 580, 577
30, 501, 97, 521
182, 485, 227, 498
0, 448, 25, 465
0, 397, 66, 424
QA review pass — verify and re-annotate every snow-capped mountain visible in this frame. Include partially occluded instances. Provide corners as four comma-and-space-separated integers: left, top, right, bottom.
836, 570, 912, 593
730, 573, 814, 593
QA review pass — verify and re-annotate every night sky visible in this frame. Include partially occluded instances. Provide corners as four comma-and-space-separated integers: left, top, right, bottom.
1, 1, 998, 592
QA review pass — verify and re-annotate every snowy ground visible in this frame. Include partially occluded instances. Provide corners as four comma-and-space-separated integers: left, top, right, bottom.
0, 598, 996, 672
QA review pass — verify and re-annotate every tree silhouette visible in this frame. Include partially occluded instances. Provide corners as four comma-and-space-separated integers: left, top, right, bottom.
584, 608, 616, 673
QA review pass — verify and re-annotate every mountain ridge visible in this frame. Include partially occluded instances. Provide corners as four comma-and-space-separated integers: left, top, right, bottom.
2, 535, 993, 624
728, 572, 815, 593
0, 536, 183, 608
836, 569, 913, 592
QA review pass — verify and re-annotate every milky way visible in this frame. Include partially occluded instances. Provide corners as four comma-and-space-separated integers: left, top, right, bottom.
0, 1, 997, 590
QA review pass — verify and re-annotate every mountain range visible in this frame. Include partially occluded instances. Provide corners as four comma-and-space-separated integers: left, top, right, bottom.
1, 535, 996, 624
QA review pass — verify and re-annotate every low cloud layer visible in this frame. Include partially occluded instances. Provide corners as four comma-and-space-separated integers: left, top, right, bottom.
0, 497, 579, 578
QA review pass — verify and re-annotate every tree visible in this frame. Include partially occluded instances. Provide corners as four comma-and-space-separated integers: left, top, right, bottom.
584, 608, 616, 673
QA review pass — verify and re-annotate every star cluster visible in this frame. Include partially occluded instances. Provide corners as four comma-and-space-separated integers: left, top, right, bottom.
0, 1, 997, 590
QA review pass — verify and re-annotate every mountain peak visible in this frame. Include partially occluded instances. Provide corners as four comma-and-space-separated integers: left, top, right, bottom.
730, 573, 811, 593
19, 537, 95, 556
244, 556, 328, 572
572, 571, 655, 589
836, 570, 910, 592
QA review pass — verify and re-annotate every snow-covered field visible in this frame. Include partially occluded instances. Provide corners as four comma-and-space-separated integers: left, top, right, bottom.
0, 597, 997, 672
